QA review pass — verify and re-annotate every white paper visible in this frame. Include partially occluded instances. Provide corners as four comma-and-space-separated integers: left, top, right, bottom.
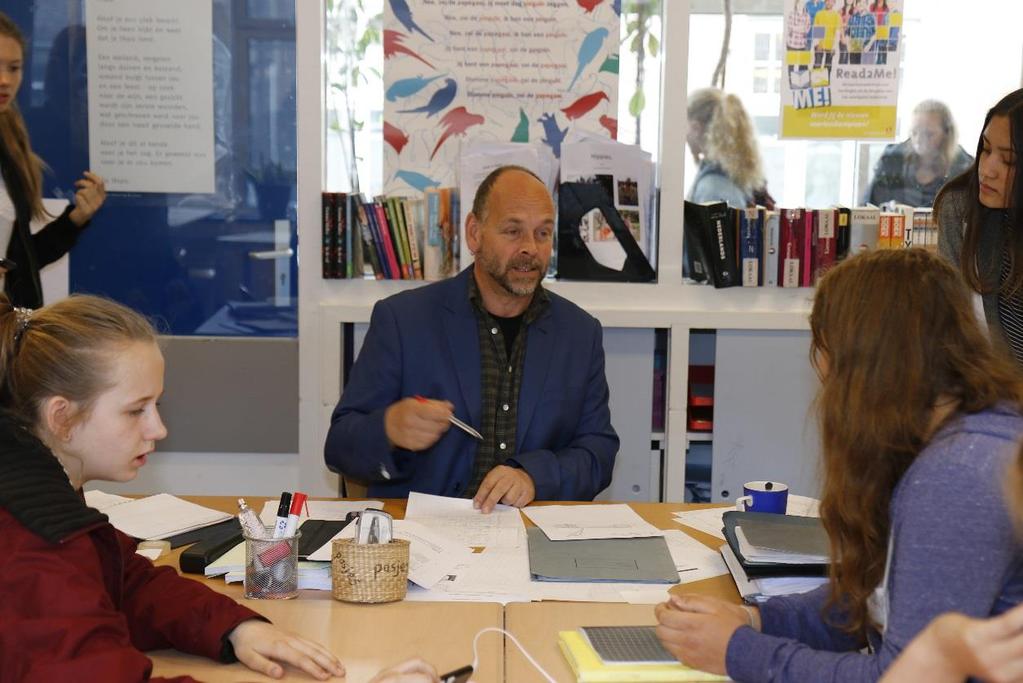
673, 495, 821, 541
307, 519, 471, 590
83, 489, 134, 513
205, 541, 245, 577
523, 504, 663, 541
404, 492, 526, 549
258, 499, 383, 526
663, 529, 729, 583
405, 546, 533, 604
86, 0, 215, 192
101, 493, 231, 540
224, 562, 331, 590
135, 547, 163, 561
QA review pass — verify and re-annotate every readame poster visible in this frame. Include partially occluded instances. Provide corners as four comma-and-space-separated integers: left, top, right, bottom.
383, 0, 621, 195
780, 0, 904, 139
86, 0, 215, 193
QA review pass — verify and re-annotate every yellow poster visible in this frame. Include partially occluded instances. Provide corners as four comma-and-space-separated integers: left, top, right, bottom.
780, 0, 903, 139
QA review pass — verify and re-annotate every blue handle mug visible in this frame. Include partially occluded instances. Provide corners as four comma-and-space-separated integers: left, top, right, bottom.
735, 480, 789, 514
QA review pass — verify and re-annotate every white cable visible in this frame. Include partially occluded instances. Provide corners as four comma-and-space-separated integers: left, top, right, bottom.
470, 626, 558, 683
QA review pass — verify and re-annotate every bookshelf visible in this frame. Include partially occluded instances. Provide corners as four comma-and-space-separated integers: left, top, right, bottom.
294, 1, 815, 500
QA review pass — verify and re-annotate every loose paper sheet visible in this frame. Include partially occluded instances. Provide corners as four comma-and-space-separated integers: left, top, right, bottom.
84, 489, 134, 513
86, 0, 215, 192
523, 503, 663, 541
99, 493, 231, 540
404, 492, 526, 549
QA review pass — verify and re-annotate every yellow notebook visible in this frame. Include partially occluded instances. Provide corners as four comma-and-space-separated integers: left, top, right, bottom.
557, 631, 729, 682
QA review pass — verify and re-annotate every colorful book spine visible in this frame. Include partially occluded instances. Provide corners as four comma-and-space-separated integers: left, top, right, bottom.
764, 210, 780, 287
321, 192, 336, 279
779, 208, 802, 288
800, 209, 816, 287
334, 191, 347, 279
813, 208, 836, 283
740, 207, 761, 287
402, 198, 424, 280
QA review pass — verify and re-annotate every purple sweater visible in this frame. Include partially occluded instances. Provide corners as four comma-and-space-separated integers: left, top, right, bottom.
726, 405, 1023, 683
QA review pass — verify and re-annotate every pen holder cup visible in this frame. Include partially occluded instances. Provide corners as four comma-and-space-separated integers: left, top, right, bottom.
243, 529, 301, 600
331, 538, 410, 604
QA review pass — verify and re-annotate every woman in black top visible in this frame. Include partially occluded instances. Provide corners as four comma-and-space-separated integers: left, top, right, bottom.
0, 12, 105, 308
936, 88, 1023, 364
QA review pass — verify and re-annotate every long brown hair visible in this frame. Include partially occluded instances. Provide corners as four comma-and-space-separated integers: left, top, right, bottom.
0, 294, 157, 428
0, 12, 46, 220
935, 88, 1023, 297
810, 249, 1023, 639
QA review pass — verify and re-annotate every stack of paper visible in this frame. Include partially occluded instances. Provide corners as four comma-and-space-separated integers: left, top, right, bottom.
735, 517, 828, 565
85, 491, 232, 540
523, 504, 663, 540
721, 544, 827, 604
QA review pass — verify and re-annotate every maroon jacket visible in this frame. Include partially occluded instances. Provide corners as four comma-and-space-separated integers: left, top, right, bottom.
0, 414, 262, 682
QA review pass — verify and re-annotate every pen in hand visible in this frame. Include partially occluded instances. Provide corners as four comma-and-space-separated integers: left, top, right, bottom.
413, 394, 483, 440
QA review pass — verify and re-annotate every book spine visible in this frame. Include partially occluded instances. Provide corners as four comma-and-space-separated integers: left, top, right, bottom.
764, 210, 779, 287
878, 213, 892, 249
361, 197, 392, 279
780, 208, 801, 288
814, 209, 836, 283
378, 197, 406, 279
740, 207, 759, 287
392, 197, 414, 279
801, 210, 815, 287
321, 192, 334, 279
709, 203, 739, 288
683, 200, 712, 284
890, 213, 904, 250
374, 202, 402, 279
835, 206, 850, 261
355, 200, 384, 279
334, 192, 346, 279
850, 208, 880, 252
403, 199, 424, 280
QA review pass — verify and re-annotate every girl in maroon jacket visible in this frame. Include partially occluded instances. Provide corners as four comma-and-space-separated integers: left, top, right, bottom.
0, 295, 350, 681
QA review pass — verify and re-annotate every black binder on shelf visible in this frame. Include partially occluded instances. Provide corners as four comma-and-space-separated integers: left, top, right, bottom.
722, 511, 829, 579
683, 200, 739, 288
557, 181, 656, 282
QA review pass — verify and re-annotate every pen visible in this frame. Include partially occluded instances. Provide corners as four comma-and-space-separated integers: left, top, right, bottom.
413, 395, 484, 441
272, 492, 292, 538
283, 492, 307, 537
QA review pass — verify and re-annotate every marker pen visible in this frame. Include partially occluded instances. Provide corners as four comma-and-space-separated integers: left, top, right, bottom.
272, 492, 293, 538
237, 498, 268, 540
283, 491, 307, 537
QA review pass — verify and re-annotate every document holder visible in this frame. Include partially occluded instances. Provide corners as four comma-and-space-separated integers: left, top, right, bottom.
297, 519, 352, 559
722, 511, 828, 579
557, 181, 656, 282
179, 522, 244, 575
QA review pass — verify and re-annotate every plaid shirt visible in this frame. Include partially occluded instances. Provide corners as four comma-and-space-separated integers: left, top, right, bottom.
465, 273, 549, 497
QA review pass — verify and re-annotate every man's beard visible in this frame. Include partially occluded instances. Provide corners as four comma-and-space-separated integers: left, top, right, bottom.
478, 250, 544, 297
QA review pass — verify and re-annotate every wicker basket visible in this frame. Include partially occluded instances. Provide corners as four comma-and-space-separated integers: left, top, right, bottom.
331, 538, 410, 603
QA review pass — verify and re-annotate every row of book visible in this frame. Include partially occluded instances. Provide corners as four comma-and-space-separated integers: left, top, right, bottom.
683, 201, 938, 288
321, 190, 460, 281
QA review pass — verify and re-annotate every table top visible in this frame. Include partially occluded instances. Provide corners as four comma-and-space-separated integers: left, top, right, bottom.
148, 497, 737, 681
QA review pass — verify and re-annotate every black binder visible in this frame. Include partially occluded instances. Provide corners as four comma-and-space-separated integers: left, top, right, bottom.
722, 511, 829, 579
179, 520, 244, 575
557, 181, 656, 282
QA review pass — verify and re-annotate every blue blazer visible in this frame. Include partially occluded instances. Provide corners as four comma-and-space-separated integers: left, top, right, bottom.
324, 268, 619, 500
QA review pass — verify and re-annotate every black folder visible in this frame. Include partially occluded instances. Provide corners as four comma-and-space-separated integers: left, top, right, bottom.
722, 511, 828, 579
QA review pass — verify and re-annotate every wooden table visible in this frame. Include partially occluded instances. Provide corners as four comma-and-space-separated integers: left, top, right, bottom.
147, 498, 735, 682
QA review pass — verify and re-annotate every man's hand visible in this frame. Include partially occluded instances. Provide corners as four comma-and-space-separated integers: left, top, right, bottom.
68, 171, 107, 227
473, 464, 535, 513
384, 397, 453, 451
228, 620, 345, 680
653, 594, 756, 675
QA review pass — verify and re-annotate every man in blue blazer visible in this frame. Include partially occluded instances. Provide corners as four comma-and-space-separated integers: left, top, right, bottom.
324, 166, 619, 511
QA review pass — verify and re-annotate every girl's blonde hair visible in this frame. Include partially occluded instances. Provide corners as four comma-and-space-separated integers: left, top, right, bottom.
688, 88, 765, 194
0, 294, 157, 427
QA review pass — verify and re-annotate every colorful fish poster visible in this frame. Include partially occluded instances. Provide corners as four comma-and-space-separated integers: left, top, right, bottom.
383, 0, 620, 195
780, 0, 904, 139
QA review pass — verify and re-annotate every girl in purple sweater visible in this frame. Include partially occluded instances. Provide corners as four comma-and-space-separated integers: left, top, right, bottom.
656, 249, 1023, 683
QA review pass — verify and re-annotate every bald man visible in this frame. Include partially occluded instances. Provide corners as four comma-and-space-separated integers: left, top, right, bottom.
324, 166, 618, 511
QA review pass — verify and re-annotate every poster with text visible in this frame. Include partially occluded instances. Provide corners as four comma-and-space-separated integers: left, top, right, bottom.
86, 0, 215, 193
780, 0, 904, 139
383, 0, 620, 195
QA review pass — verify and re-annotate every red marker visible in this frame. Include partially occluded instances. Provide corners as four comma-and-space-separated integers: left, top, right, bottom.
282, 492, 307, 537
